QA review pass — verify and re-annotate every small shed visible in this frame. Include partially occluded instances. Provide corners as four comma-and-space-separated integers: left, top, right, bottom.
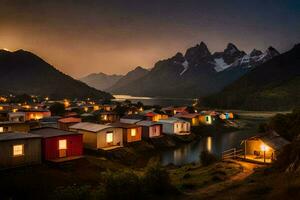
58, 117, 82, 131
30, 128, 83, 162
69, 122, 123, 150
136, 121, 162, 139
8, 112, 26, 122
109, 122, 142, 144
94, 111, 119, 124
0, 121, 30, 133
242, 131, 290, 163
0, 133, 42, 170
158, 118, 191, 135
21, 109, 51, 121
174, 113, 200, 126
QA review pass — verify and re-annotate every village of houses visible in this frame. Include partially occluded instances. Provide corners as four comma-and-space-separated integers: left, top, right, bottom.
0, 96, 289, 171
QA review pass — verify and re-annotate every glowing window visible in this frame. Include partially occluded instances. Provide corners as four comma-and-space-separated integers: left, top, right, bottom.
59, 139, 67, 150
0, 127, 3, 132
103, 115, 108, 120
131, 129, 136, 137
13, 144, 24, 156
106, 132, 113, 143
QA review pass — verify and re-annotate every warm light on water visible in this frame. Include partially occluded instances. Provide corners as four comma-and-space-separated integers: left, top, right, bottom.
207, 137, 212, 152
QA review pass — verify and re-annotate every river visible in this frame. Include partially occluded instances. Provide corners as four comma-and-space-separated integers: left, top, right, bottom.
160, 117, 268, 166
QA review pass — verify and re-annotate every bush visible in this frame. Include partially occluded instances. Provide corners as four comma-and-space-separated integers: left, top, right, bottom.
200, 151, 218, 166
143, 163, 172, 194
104, 170, 142, 200
51, 185, 91, 200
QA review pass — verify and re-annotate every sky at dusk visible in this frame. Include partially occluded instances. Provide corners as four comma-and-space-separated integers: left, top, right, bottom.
0, 0, 299, 78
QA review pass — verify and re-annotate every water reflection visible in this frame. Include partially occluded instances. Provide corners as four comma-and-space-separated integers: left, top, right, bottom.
160, 129, 257, 166
113, 95, 196, 106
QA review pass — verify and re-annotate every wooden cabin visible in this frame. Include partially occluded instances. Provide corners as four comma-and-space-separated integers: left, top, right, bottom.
174, 113, 200, 126
144, 112, 168, 122
30, 128, 83, 162
0, 133, 42, 170
242, 132, 290, 163
58, 117, 82, 131
69, 122, 123, 150
109, 122, 142, 144
220, 112, 234, 120
199, 114, 213, 125
95, 111, 119, 124
21, 109, 51, 121
8, 112, 26, 122
0, 121, 30, 133
158, 118, 191, 135
136, 121, 162, 139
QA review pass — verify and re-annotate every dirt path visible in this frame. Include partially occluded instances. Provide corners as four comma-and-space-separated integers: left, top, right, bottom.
183, 160, 262, 199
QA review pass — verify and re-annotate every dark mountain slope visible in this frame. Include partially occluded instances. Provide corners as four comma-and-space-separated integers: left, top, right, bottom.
80, 72, 123, 91
203, 44, 300, 110
0, 50, 112, 99
108, 66, 149, 93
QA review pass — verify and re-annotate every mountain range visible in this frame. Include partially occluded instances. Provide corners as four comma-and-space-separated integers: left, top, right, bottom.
0, 49, 112, 100
80, 73, 123, 91
82, 42, 280, 98
203, 44, 300, 110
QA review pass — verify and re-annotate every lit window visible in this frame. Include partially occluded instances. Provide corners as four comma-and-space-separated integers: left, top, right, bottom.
59, 139, 67, 150
13, 145, 24, 156
0, 127, 3, 132
106, 132, 113, 143
131, 129, 136, 137
103, 115, 108, 120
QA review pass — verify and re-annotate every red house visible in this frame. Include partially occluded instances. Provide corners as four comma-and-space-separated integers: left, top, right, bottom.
30, 127, 83, 162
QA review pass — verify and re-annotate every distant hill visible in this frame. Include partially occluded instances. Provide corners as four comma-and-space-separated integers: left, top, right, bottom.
0, 49, 112, 100
107, 42, 279, 97
108, 66, 149, 93
80, 72, 123, 91
203, 44, 300, 110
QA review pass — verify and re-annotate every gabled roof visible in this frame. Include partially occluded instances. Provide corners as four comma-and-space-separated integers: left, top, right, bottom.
174, 113, 199, 119
30, 127, 81, 138
136, 120, 160, 127
158, 117, 187, 124
69, 122, 112, 132
245, 131, 290, 151
0, 132, 41, 141
109, 122, 140, 129
58, 117, 81, 123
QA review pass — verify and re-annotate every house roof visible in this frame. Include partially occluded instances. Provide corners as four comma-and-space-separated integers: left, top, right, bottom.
109, 122, 140, 129
58, 117, 81, 123
136, 120, 160, 127
120, 118, 142, 124
30, 127, 81, 138
122, 114, 145, 120
0, 132, 41, 142
246, 131, 290, 151
174, 113, 199, 119
20, 109, 50, 112
69, 122, 112, 132
158, 117, 187, 124
0, 121, 26, 125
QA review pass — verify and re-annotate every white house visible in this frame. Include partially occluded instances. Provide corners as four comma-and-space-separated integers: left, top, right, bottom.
158, 118, 191, 135
69, 122, 123, 150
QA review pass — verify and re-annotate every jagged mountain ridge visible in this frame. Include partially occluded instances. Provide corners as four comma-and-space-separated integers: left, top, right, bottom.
203, 44, 300, 110
108, 42, 279, 97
